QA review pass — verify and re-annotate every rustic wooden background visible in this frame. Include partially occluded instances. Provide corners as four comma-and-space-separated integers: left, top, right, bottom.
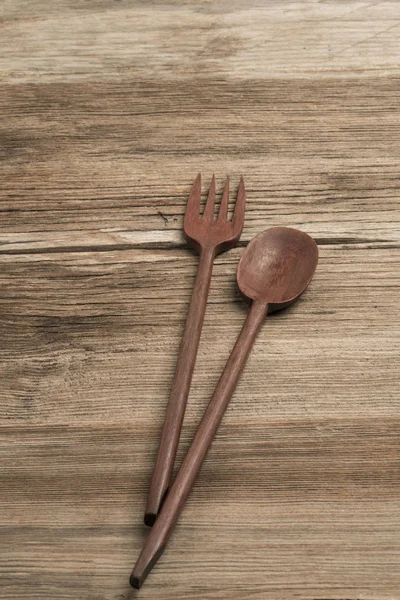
1, 1, 399, 599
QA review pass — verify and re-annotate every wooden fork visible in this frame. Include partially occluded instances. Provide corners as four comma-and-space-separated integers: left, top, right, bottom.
144, 173, 246, 525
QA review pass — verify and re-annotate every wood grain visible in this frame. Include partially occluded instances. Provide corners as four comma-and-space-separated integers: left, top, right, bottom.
1, 1, 399, 599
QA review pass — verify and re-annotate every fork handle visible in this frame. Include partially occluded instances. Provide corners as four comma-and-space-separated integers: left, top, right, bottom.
132, 299, 268, 588
144, 245, 216, 525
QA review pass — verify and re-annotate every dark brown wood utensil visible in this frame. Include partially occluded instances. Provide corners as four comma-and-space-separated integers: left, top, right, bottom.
131, 227, 318, 588
144, 173, 246, 526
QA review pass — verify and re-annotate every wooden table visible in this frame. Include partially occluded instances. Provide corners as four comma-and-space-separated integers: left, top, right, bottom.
1, 2, 399, 599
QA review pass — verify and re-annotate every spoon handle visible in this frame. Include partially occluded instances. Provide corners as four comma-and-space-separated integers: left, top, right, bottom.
145, 246, 216, 526
131, 298, 268, 589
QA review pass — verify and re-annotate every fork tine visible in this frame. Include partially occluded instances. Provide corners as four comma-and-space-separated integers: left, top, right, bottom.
217, 176, 229, 221
184, 173, 201, 223
232, 176, 246, 233
202, 174, 216, 221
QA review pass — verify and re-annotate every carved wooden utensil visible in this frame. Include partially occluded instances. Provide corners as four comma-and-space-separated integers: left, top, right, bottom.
131, 227, 318, 588
144, 174, 246, 526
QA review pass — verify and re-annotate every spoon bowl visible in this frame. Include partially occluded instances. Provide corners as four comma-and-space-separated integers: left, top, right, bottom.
237, 227, 318, 311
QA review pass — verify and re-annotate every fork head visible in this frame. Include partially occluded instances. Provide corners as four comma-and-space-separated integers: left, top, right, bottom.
183, 173, 246, 255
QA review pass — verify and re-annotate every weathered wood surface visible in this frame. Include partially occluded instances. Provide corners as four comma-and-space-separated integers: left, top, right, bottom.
1, 1, 399, 599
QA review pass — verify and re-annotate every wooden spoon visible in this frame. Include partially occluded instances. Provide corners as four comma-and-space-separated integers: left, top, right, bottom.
130, 227, 318, 588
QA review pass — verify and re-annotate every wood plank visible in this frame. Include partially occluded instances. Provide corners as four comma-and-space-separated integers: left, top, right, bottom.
1, 0, 400, 598
1, 1, 400, 83
1, 421, 399, 599
1, 246, 399, 426
1, 78, 400, 250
